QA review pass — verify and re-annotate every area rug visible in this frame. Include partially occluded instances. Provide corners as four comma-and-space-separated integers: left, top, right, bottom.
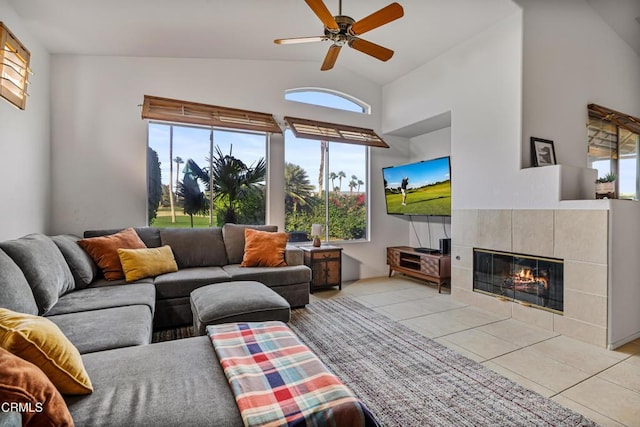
289, 297, 598, 427
152, 326, 194, 342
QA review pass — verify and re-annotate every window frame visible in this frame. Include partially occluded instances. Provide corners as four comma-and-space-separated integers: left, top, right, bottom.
146, 120, 270, 227
587, 104, 640, 200
284, 130, 371, 244
285, 87, 371, 115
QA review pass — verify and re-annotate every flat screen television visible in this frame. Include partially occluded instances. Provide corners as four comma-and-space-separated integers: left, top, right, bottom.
382, 156, 451, 216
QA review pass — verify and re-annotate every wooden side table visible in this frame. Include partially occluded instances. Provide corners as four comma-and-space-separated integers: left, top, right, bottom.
300, 245, 343, 293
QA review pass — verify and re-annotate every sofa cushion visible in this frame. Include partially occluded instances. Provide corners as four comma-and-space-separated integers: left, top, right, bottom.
0, 250, 38, 315
0, 308, 93, 395
83, 227, 161, 248
222, 264, 312, 288
44, 283, 156, 317
153, 267, 232, 300
118, 245, 178, 282
222, 224, 277, 264
240, 228, 288, 267
0, 348, 74, 427
88, 276, 154, 288
159, 228, 228, 268
190, 281, 290, 335
47, 305, 153, 354
51, 234, 98, 290
65, 336, 243, 427
0, 234, 74, 315
78, 228, 147, 280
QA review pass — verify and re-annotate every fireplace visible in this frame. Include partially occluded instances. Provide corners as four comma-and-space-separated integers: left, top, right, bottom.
473, 249, 564, 313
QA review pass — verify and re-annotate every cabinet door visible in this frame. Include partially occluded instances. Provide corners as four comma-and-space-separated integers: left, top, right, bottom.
420, 256, 440, 276
312, 261, 328, 286
324, 259, 341, 285
312, 259, 341, 287
387, 248, 400, 266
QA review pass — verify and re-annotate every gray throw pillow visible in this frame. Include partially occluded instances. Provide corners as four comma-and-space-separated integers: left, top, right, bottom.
0, 234, 74, 315
222, 224, 277, 264
0, 249, 39, 315
159, 228, 228, 268
51, 234, 98, 290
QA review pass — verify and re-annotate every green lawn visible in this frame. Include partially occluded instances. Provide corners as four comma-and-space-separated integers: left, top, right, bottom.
151, 208, 214, 228
385, 181, 451, 216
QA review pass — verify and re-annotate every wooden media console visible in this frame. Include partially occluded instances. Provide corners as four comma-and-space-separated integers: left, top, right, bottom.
386, 246, 451, 293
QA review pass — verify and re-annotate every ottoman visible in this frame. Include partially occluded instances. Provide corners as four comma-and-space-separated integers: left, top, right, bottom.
190, 281, 291, 336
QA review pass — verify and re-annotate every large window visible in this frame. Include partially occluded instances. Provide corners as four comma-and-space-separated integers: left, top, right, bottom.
284, 129, 368, 242
147, 122, 267, 227
588, 105, 640, 200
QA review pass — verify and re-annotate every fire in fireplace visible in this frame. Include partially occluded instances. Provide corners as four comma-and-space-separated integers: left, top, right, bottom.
473, 249, 563, 313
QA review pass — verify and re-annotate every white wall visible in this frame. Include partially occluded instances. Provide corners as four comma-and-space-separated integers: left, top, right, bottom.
49, 55, 407, 280
517, 0, 640, 169
0, 0, 50, 240
515, 0, 640, 348
383, 11, 523, 209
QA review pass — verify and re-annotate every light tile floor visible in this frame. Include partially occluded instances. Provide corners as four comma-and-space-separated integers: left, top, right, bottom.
310, 276, 640, 427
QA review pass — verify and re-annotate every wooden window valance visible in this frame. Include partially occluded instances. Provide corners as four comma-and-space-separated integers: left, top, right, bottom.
141, 95, 282, 134
1, 22, 32, 110
284, 116, 389, 148
588, 104, 640, 135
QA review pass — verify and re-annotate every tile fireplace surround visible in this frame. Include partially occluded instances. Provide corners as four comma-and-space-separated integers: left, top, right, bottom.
451, 209, 608, 348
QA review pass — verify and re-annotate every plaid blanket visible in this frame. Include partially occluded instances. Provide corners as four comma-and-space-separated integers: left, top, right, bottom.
208, 321, 379, 427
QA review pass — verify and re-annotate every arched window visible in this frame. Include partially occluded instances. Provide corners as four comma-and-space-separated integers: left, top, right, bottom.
284, 88, 370, 114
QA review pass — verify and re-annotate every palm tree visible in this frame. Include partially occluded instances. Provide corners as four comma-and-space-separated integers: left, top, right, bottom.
285, 163, 315, 212
177, 159, 209, 228
348, 179, 357, 194
318, 141, 326, 194
329, 172, 337, 192
337, 171, 346, 192
357, 179, 364, 193
191, 146, 266, 224
174, 156, 184, 203
168, 128, 176, 223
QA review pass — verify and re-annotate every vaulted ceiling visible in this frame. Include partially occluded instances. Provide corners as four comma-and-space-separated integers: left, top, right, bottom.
7, 0, 639, 86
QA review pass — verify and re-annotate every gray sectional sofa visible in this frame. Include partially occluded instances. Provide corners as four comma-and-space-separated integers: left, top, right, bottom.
0, 224, 312, 426
84, 224, 311, 328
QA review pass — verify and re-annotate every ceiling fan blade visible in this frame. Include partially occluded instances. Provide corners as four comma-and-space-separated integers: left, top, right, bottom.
349, 38, 394, 62
274, 36, 327, 45
321, 45, 341, 71
305, 0, 339, 31
350, 2, 404, 35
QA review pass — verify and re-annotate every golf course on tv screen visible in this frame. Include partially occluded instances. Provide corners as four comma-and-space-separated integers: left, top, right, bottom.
382, 157, 451, 216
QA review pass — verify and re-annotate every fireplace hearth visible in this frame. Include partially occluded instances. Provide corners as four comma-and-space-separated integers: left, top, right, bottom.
473, 249, 564, 313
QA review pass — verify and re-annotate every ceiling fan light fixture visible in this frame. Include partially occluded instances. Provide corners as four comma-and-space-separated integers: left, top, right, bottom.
274, 0, 404, 71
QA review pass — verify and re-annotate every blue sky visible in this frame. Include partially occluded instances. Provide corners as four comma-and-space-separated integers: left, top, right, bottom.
149, 90, 369, 192
383, 157, 451, 189
149, 124, 266, 188
148, 125, 367, 192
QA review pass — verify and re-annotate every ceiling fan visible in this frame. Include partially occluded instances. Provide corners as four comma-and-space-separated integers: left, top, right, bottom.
274, 0, 404, 71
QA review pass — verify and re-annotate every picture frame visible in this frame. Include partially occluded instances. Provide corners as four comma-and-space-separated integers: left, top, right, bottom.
530, 137, 557, 167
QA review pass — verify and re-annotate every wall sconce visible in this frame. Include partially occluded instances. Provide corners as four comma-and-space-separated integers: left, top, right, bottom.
1, 22, 32, 110
311, 223, 323, 247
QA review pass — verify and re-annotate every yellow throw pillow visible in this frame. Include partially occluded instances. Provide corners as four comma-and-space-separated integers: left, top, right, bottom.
240, 228, 289, 267
0, 308, 93, 395
117, 245, 179, 282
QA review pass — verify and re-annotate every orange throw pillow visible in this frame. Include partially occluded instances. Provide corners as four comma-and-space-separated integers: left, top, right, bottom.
240, 228, 289, 267
78, 228, 147, 280
0, 347, 74, 426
